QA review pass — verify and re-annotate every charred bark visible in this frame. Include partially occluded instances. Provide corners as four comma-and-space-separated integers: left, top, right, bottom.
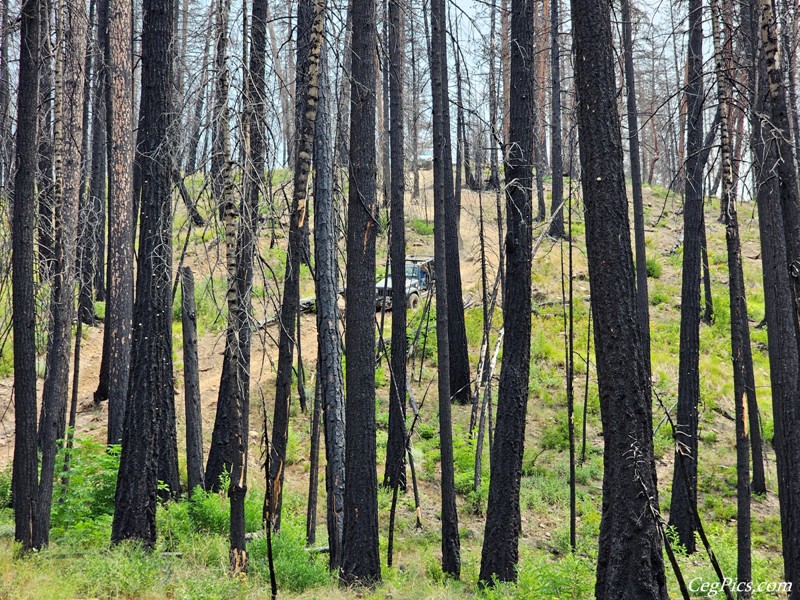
571, 0, 668, 596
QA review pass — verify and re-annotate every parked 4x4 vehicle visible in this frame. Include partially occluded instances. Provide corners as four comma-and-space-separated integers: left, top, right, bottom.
375, 256, 434, 311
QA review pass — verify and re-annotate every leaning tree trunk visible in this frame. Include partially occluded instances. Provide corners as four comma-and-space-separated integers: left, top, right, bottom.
669, 0, 704, 555
571, 0, 668, 597
267, 0, 325, 532
11, 0, 42, 552
340, 0, 381, 584
111, 0, 176, 546
35, 0, 88, 549
478, 0, 533, 583
383, 0, 407, 494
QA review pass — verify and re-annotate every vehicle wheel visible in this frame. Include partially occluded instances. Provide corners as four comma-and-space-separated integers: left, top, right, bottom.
408, 292, 420, 312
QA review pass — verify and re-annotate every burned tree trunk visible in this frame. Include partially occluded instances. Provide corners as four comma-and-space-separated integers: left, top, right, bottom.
479, 0, 533, 583
669, 0, 704, 555
313, 37, 345, 570
340, 0, 381, 583
99, 0, 135, 448
35, 0, 88, 548
267, 0, 326, 531
711, 0, 752, 588
180, 268, 205, 494
753, 0, 800, 587
383, 0, 407, 494
547, 0, 564, 239
430, 0, 460, 577
12, 0, 42, 552
620, 0, 650, 374
571, 0, 668, 596
112, 0, 176, 545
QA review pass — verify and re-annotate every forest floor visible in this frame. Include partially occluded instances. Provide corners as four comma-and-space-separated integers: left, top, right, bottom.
0, 169, 790, 598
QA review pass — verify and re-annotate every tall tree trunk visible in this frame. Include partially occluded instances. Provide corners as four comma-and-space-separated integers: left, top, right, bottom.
383, 0, 406, 493
754, 0, 800, 587
0, 0, 11, 187
98, 0, 135, 451
226, 0, 268, 573
547, 0, 564, 239
267, 0, 325, 531
710, 1, 751, 591
340, 0, 381, 584
12, 0, 42, 551
80, 15, 107, 326
35, 0, 88, 549
204, 0, 239, 494
478, 0, 533, 583
669, 0, 704, 554
620, 0, 649, 375
434, 6, 470, 407
430, 0, 460, 577
37, 0, 55, 281
572, 0, 668, 597
313, 37, 345, 570
112, 0, 176, 545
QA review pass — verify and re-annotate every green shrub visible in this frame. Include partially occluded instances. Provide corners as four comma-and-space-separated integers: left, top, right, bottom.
646, 256, 663, 278
249, 512, 332, 592
188, 486, 263, 535
0, 467, 10, 509
409, 218, 434, 236
52, 438, 120, 532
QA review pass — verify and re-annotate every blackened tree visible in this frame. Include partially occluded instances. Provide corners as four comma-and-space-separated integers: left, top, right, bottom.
12, 0, 42, 552
112, 0, 176, 545
479, 0, 533, 583
571, 0, 668, 596
340, 0, 381, 584
669, 0, 704, 554
313, 35, 345, 570
383, 0, 407, 493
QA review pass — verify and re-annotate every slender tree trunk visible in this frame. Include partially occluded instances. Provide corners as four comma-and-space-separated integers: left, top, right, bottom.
181, 267, 205, 494
267, 0, 325, 531
710, 2, 751, 591
669, 0, 704, 554
340, 0, 381, 584
430, 0, 460, 577
547, 0, 564, 239
478, 0, 532, 583
80, 16, 107, 326
572, 1, 668, 597
383, 0, 406, 493
204, 0, 239, 495
11, 0, 42, 551
621, 0, 650, 375
37, 0, 55, 281
313, 36, 345, 570
35, 0, 88, 549
112, 0, 176, 544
